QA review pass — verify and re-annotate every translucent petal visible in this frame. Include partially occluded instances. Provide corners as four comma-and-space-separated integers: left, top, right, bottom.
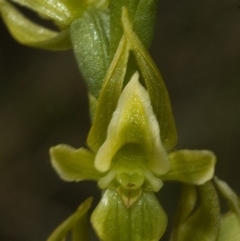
47, 198, 92, 241
94, 72, 169, 175
50, 144, 103, 182
91, 189, 167, 241
1, 1, 71, 50
171, 182, 220, 241
161, 150, 216, 185
122, 7, 177, 151
87, 35, 130, 152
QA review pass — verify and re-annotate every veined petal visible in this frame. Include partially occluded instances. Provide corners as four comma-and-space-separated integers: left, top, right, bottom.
161, 150, 216, 185
9, 0, 108, 28
95, 72, 169, 175
9, 0, 70, 27
87, 35, 130, 152
1, 1, 71, 50
50, 144, 103, 182
47, 197, 92, 241
122, 7, 177, 152
91, 189, 167, 241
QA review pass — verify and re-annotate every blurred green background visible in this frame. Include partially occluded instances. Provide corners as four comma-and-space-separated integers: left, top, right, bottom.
1, 0, 240, 240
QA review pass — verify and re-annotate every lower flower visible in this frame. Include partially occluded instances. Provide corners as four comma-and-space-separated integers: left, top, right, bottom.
49, 72, 216, 240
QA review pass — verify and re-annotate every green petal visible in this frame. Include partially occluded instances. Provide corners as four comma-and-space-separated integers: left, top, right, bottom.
161, 150, 216, 185
214, 176, 240, 217
122, 7, 177, 151
1, 1, 71, 50
171, 182, 220, 241
47, 197, 92, 241
71, 7, 110, 98
91, 189, 167, 241
10, 0, 86, 28
50, 144, 103, 182
94, 72, 169, 175
217, 212, 240, 241
87, 35, 130, 152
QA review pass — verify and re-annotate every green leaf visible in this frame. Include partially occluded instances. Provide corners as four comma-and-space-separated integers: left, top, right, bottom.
132, 0, 159, 49
217, 212, 240, 241
1, 1, 71, 50
50, 144, 103, 182
109, 0, 159, 61
47, 197, 93, 241
161, 150, 216, 184
171, 182, 220, 241
94, 71, 169, 176
87, 35, 130, 152
91, 189, 167, 241
71, 8, 110, 98
109, 0, 139, 60
122, 7, 177, 151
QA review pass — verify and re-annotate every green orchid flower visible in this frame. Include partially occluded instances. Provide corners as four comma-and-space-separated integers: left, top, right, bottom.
51, 71, 216, 205
50, 71, 216, 241
0, 0, 108, 50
